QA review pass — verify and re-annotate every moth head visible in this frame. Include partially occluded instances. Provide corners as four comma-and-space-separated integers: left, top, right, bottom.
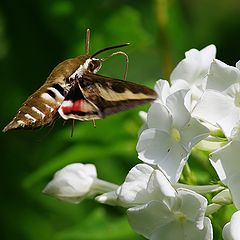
86, 58, 102, 73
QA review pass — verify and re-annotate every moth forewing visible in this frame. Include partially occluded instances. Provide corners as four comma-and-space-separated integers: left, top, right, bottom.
59, 73, 157, 119
80, 73, 157, 102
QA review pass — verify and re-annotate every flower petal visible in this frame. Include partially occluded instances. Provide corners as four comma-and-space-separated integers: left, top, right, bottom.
209, 141, 240, 185
147, 169, 176, 199
175, 183, 224, 194
236, 60, 240, 70
176, 188, 208, 229
199, 44, 216, 69
137, 128, 172, 165
117, 164, 155, 206
147, 102, 172, 131
139, 111, 147, 123
43, 163, 97, 203
212, 189, 232, 205
138, 111, 148, 136
171, 45, 216, 86
181, 118, 209, 151
158, 143, 189, 183
171, 79, 190, 93
206, 59, 240, 92
128, 200, 212, 240
127, 200, 174, 239
171, 48, 202, 84
118, 165, 176, 207
181, 217, 213, 240
228, 175, 240, 210
223, 223, 232, 240
166, 90, 190, 129
192, 90, 234, 126
95, 191, 119, 206
206, 203, 222, 216
150, 220, 212, 240
217, 107, 240, 138
196, 136, 226, 152
223, 211, 240, 240
154, 80, 171, 104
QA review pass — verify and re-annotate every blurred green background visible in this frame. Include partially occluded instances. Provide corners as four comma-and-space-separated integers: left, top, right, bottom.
1, 0, 240, 239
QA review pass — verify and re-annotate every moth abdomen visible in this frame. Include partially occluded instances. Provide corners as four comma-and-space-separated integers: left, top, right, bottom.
3, 83, 66, 132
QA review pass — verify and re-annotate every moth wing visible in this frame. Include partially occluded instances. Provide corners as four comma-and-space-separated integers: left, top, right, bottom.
79, 73, 157, 118
58, 82, 101, 120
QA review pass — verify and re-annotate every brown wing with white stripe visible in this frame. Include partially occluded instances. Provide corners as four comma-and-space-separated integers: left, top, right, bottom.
78, 73, 157, 118
2, 83, 66, 132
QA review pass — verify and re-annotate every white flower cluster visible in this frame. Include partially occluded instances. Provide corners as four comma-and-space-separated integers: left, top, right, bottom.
43, 45, 240, 240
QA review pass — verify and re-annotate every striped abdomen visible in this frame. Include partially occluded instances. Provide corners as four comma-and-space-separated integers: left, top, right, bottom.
3, 55, 88, 132
2, 83, 66, 132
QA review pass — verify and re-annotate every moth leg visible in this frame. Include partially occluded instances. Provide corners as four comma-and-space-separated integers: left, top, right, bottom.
101, 51, 129, 80
71, 120, 75, 137
92, 119, 96, 128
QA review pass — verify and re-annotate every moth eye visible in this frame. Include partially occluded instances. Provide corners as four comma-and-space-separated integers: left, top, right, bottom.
88, 62, 95, 72
88, 60, 101, 73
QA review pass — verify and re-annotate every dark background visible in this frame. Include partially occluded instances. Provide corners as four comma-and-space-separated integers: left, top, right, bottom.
1, 0, 240, 239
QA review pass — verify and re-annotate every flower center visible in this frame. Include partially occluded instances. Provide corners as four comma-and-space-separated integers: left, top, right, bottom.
170, 128, 181, 142
234, 93, 240, 107
174, 211, 187, 224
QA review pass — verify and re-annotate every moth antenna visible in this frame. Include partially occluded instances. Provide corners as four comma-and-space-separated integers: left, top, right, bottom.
91, 43, 130, 58
92, 119, 96, 128
101, 51, 129, 80
71, 120, 75, 137
85, 29, 91, 55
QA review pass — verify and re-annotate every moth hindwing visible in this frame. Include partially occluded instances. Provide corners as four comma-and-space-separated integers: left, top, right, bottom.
3, 29, 157, 132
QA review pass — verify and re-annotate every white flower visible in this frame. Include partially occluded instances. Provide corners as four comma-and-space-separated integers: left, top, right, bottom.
170, 44, 216, 106
128, 192, 212, 240
43, 163, 118, 204
193, 59, 240, 138
118, 164, 176, 207
153, 46, 216, 111
137, 90, 209, 183
222, 211, 240, 240
96, 164, 175, 207
209, 141, 240, 209
97, 164, 212, 240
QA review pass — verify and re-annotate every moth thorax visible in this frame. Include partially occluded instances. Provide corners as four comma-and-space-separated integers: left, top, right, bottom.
69, 58, 102, 81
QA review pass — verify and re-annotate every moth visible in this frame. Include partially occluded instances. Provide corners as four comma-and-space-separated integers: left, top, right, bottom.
3, 29, 157, 133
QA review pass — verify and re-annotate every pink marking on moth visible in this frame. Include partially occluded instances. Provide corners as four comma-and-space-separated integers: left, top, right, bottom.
61, 100, 82, 113
72, 100, 82, 111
